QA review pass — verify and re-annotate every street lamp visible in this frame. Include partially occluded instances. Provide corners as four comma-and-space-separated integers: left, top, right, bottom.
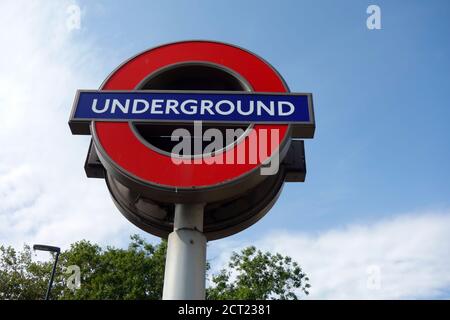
33, 244, 61, 300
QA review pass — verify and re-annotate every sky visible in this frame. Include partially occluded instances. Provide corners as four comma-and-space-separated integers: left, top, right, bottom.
0, 0, 450, 299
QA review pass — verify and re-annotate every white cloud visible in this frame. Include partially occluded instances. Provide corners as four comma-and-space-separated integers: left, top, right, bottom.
209, 212, 450, 299
0, 0, 147, 249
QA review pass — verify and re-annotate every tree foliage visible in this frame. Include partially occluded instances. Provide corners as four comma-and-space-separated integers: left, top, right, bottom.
0, 236, 309, 300
0, 245, 50, 299
207, 246, 310, 300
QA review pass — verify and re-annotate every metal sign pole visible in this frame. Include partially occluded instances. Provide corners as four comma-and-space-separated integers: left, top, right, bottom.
162, 203, 207, 300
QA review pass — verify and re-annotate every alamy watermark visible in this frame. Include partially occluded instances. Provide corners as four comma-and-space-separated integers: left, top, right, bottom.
367, 5, 382, 30
366, 265, 382, 290
169, 121, 280, 176
66, 4, 81, 31
63, 265, 81, 290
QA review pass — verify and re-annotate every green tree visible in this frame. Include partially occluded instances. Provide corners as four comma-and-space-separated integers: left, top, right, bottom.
0, 236, 309, 300
1, 235, 166, 300
0, 245, 50, 299
56, 235, 167, 299
207, 246, 310, 300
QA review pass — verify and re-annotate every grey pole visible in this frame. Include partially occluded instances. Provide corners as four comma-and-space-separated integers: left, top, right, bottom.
33, 244, 60, 300
162, 203, 206, 300
45, 251, 60, 300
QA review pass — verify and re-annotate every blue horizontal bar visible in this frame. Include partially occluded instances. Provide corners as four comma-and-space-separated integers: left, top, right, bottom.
71, 90, 313, 124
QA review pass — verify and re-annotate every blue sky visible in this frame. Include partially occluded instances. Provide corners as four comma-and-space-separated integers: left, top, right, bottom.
1, 0, 450, 299
77, 0, 450, 234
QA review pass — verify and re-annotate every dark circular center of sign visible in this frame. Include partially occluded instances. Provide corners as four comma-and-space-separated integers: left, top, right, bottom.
132, 64, 251, 157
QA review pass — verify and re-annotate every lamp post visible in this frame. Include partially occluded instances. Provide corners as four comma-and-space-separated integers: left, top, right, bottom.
33, 244, 60, 300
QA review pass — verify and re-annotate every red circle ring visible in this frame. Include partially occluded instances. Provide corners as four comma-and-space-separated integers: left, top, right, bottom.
93, 41, 290, 189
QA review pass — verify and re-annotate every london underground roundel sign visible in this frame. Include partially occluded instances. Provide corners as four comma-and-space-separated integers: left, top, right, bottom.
69, 40, 315, 239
